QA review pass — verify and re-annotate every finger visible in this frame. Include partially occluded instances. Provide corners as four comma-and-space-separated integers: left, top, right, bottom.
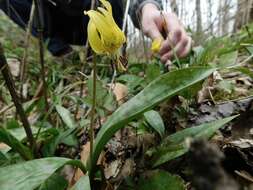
174, 36, 189, 57
144, 23, 163, 40
159, 29, 182, 55
179, 37, 192, 58
160, 36, 189, 62
169, 28, 182, 45
160, 51, 173, 63
159, 39, 172, 56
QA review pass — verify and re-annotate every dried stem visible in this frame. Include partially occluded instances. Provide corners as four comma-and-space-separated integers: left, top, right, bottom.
0, 43, 35, 150
34, 0, 50, 112
20, 2, 35, 101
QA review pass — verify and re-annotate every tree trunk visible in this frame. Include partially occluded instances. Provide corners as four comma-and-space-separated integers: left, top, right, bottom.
222, 0, 230, 35
207, 0, 213, 35
234, 0, 253, 31
196, 0, 202, 34
171, 0, 179, 15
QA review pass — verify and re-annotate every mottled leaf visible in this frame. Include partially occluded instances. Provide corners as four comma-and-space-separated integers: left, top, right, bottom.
89, 67, 215, 172
144, 110, 165, 138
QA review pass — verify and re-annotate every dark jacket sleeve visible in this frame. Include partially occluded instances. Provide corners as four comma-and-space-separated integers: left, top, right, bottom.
129, 0, 162, 28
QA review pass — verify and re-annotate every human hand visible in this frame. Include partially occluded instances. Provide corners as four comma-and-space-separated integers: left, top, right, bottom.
141, 3, 192, 63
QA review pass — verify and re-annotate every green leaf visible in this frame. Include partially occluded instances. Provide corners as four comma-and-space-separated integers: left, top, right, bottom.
38, 174, 68, 190
137, 170, 184, 190
89, 67, 215, 172
150, 115, 238, 167
70, 175, 90, 190
218, 51, 238, 68
246, 46, 253, 55
146, 63, 161, 83
0, 127, 33, 160
0, 157, 86, 190
144, 110, 165, 138
56, 105, 76, 128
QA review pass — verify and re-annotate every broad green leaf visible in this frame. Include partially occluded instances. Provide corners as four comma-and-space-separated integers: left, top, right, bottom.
167, 115, 238, 144
38, 174, 68, 190
246, 46, 253, 55
144, 110, 165, 138
146, 63, 161, 83
89, 67, 215, 172
218, 51, 238, 68
0, 157, 86, 190
137, 170, 184, 190
56, 105, 76, 128
0, 127, 33, 160
70, 175, 90, 190
150, 115, 238, 167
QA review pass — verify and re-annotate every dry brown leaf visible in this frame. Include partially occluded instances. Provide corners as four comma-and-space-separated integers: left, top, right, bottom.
234, 87, 248, 97
104, 160, 122, 179
73, 142, 90, 183
111, 83, 128, 104
229, 139, 253, 149
7, 58, 20, 77
72, 142, 105, 184
110, 159, 136, 183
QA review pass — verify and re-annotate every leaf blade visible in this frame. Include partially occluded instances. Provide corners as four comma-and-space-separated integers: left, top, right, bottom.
56, 105, 76, 129
0, 127, 33, 160
144, 110, 165, 138
0, 158, 86, 190
90, 67, 215, 172
150, 115, 238, 167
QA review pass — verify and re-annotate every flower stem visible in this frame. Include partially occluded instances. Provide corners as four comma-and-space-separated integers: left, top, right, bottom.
89, 54, 97, 164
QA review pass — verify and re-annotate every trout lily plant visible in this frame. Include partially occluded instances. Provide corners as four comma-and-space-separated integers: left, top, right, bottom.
84, 0, 126, 71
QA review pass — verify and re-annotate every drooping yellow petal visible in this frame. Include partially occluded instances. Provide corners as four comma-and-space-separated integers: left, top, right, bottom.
84, 0, 126, 55
100, 0, 112, 14
87, 21, 105, 54
151, 38, 163, 53
85, 10, 113, 41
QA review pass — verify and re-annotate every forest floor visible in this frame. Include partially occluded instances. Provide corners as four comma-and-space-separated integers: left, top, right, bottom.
0, 13, 253, 190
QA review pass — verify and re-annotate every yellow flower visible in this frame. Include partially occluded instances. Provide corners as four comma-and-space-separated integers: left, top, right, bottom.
84, 0, 126, 55
151, 38, 163, 53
